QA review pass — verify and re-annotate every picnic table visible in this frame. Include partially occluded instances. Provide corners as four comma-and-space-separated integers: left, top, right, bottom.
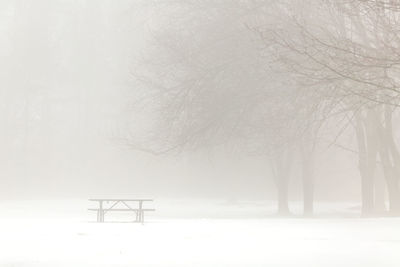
89, 199, 155, 223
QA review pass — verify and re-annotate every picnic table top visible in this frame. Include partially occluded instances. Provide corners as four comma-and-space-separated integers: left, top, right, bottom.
89, 198, 154, 202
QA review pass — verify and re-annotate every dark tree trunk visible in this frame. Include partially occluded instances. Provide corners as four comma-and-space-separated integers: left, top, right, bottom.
271, 146, 293, 216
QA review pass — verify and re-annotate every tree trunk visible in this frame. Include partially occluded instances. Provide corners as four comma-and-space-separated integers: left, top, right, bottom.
378, 106, 400, 214
384, 106, 400, 213
386, 173, 400, 213
300, 136, 315, 216
365, 108, 380, 213
302, 157, 314, 216
277, 177, 290, 215
374, 105, 400, 214
379, 150, 400, 213
374, 167, 386, 213
271, 146, 293, 216
354, 110, 375, 216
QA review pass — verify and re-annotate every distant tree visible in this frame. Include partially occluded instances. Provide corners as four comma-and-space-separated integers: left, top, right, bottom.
128, 1, 329, 215
254, 0, 400, 215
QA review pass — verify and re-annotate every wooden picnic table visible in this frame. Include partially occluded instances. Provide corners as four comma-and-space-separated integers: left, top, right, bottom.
88, 199, 155, 223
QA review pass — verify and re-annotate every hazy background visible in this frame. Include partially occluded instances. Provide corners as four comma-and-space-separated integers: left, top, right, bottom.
0, 0, 362, 202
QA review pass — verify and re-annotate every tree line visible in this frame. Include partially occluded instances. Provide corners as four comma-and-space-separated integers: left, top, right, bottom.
130, 0, 400, 217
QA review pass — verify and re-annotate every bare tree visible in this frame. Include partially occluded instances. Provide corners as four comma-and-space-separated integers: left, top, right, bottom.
129, 1, 321, 215
254, 0, 400, 215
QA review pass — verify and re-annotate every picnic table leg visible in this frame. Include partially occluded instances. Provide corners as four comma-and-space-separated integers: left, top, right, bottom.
99, 200, 104, 223
138, 201, 143, 223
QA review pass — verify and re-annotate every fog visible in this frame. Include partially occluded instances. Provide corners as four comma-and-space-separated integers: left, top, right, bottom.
1, 0, 365, 202
2, 1, 400, 266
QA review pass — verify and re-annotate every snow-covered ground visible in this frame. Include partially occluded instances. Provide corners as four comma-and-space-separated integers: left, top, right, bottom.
1, 199, 399, 267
